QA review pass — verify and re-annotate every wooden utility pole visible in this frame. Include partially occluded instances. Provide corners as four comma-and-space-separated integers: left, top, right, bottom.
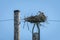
32, 23, 40, 40
14, 10, 20, 40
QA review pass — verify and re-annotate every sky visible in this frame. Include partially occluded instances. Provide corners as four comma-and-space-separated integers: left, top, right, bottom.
0, 0, 60, 40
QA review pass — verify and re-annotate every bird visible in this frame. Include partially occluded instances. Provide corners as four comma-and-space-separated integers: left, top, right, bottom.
24, 11, 47, 23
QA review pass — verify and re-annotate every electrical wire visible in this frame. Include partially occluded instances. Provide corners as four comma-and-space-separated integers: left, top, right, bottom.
0, 19, 60, 22
0, 19, 14, 22
48, 20, 60, 22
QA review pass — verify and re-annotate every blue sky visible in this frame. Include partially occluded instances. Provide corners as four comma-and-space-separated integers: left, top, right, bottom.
0, 0, 60, 40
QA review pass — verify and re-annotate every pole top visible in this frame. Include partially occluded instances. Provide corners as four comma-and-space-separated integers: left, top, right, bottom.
14, 10, 20, 13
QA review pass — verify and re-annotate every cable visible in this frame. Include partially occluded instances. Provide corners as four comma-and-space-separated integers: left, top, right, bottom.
0, 19, 14, 22
48, 20, 60, 22
0, 19, 60, 22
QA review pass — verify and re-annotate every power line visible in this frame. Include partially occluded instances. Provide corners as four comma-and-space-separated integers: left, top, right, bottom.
48, 20, 60, 22
0, 18, 24, 21
0, 19, 14, 22
0, 19, 60, 22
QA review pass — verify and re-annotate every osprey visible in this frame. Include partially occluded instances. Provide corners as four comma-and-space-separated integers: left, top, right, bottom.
24, 11, 47, 23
